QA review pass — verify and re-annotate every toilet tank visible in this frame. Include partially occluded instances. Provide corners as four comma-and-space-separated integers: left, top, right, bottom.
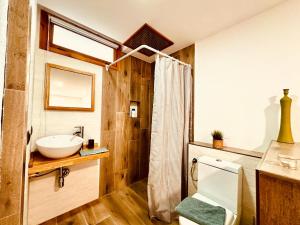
197, 156, 242, 215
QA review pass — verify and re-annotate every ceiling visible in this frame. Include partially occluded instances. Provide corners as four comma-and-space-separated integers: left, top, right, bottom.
38, 0, 285, 62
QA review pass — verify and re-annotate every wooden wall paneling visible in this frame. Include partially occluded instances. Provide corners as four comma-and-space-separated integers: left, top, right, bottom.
99, 130, 116, 196
4, 0, 30, 90
143, 60, 152, 80
139, 129, 150, 179
128, 140, 140, 184
130, 57, 142, 102
140, 62, 151, 129
100, 55, 154, 195
101, 69, 117, 131
140, 82, 150, 129
0, 90, 26, 222
115, 112, 128, 172
0, 0, 30, 224
127, 118, 141, 141
125, 116, 140, 185
114, 57, 131, 191
100, 69, 117, 196
116, 57, 131, 113
139, 63, 152, 179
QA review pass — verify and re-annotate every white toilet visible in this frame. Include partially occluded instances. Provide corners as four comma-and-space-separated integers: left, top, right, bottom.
179, 156, 243, 225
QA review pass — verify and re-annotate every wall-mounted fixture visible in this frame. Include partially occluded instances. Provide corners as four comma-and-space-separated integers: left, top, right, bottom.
73, 126, 84, 139
44, 63, 95, 111
130, 101, 139, 118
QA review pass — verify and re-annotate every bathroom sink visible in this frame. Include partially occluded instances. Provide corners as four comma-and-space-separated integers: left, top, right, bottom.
36, 135, 83, 159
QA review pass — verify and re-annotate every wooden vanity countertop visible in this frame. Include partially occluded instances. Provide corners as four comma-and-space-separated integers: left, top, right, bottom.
257, 141, 300, 183
28, 145, 109, 176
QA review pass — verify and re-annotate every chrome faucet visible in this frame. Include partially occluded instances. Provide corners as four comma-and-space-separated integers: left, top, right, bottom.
73, 126, 84, 138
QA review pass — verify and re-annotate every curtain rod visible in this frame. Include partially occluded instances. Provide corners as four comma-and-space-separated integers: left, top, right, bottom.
105, 44, 191, 71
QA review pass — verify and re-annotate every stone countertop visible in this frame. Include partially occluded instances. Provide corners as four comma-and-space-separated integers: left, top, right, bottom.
257, 141, 300, 183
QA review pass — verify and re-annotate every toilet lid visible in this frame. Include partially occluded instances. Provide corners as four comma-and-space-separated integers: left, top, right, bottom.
179, 193, 235, 225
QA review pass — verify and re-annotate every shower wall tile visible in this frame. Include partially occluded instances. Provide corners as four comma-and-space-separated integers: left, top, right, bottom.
139, 129, 150, 179
100, 56, 153, 195
140, 81, 150, 129
114, 129, 128, 172
100, 131, 115, 172
101, 69, 117, 132
126, 118, 140, 140
116, 58, 131, 113
130, 57, 142, 102
128, 140, 140, 184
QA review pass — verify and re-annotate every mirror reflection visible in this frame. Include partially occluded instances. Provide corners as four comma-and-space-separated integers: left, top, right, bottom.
45, 63, 95, 111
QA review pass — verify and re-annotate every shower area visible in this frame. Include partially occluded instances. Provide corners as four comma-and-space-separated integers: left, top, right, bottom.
100, 54, 154, 195
100, 42, 194, 224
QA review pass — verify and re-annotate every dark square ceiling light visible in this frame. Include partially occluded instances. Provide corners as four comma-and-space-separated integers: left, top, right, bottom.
123, 23, 174, 56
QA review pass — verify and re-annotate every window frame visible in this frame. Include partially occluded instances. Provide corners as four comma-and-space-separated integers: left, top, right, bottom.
39, 9, 121, 69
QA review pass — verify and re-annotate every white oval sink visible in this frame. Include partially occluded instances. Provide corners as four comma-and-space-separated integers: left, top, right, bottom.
36, 135, 83, 159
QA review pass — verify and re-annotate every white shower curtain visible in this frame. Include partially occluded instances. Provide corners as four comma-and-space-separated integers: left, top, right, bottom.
148, 55, 191, 223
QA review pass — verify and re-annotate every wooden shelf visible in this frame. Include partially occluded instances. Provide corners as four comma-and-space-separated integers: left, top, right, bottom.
29, 146, 109, 176
190, 141, 264, 158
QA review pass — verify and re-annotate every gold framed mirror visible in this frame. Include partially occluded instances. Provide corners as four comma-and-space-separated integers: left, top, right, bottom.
45, 63, 95, 111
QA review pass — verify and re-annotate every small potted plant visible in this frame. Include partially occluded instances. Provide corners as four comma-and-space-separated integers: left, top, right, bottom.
211, 130, 224, 149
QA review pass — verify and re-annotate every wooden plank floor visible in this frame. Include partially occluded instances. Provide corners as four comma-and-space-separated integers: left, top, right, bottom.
40, 179, 179, 225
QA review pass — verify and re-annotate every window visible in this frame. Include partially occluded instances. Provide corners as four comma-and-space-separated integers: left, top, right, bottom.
40, 9, 120, 68
52, 25, 114, 63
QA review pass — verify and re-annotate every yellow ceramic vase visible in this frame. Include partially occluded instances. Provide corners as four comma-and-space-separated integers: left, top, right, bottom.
277, 89, 294, 144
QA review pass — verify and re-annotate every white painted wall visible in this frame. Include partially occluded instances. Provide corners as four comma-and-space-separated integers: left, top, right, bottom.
30, 10, 103, 150
31, 49, 102, 150
0, 0, 8, 156
194, 0, 300, 152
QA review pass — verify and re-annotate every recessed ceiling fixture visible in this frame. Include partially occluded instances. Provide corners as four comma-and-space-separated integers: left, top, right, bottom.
123, 23, 174, 56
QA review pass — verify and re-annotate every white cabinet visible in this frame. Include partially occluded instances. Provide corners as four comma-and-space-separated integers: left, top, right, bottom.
28, 160, 99, 225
